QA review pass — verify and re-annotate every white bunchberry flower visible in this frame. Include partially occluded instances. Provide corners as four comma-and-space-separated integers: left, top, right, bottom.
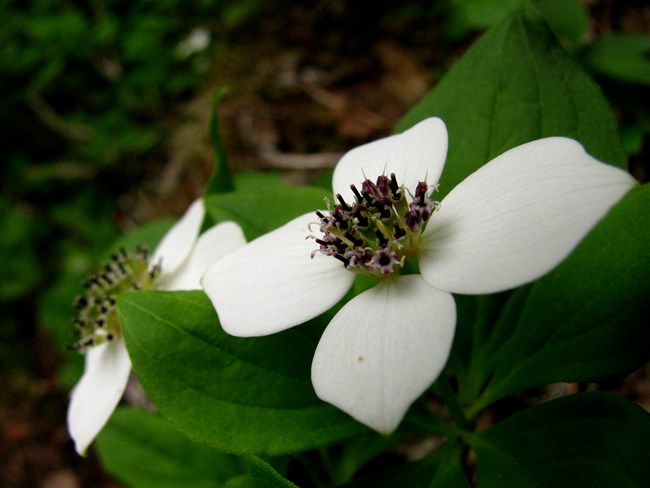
68, 199, 246, 455
202, 118, 636, 434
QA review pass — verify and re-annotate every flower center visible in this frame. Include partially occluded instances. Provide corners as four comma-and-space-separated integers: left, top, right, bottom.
312, 173, 438, 278
72, 246, 160, 352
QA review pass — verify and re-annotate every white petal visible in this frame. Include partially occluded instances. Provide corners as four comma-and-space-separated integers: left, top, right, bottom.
159, 221, 247, 291
332, 117, 448, 200
201, 212, 355, 337
420, 137, 636, 295
311, 275, 456, 433
150, 198, 205, 277
67, 338, 131, 455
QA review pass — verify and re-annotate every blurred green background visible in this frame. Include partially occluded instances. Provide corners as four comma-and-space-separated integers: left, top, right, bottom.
1, 0, 648, 486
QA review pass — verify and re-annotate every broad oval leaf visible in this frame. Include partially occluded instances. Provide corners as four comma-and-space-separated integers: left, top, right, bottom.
396, 2, 626, 199
95, 406, 244, 488
470, 393, 650, 487
117, 290, 368, 455
247, 457, 298, 488
206, 186, 328, 241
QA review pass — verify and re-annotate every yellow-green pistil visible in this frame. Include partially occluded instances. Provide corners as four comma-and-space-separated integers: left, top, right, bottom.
313, 173, 438, 278
72, 246, 160, 351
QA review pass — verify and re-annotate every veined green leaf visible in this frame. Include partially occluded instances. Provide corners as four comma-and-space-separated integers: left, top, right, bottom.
397, 2, 626, 200
206, 186, 327, 241
95, 407, 244, 488
117, 290, 367, 455
470, 393, 650, 487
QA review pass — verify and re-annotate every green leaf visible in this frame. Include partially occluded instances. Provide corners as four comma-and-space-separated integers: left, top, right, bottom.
205, 87, 235, 196
221, 457, 295, 488
470, 393, 650, 487
581, 33, 650, 86
117, 290, 367, 455
95, 407, 244, 488
443, 0, 522, 39
234, 170, 286, 191
444, 0, 590, 52
533, 0, 589, 51
247, 457, 298, 488
468, 184, 650, 413
397, 1, 626, 201
224, 476, 250, 488
206, 186, 328, 241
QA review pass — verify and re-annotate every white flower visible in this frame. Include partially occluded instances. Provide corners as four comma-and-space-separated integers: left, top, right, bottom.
67, 199, 246, 455
201, 118, 636, 434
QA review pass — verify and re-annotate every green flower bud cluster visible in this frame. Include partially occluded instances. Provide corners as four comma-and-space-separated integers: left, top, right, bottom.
72, 246, 160, 351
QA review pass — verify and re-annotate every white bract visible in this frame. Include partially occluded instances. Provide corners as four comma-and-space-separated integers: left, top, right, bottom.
67, 199, 246, 455
202, 118, 636, 433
